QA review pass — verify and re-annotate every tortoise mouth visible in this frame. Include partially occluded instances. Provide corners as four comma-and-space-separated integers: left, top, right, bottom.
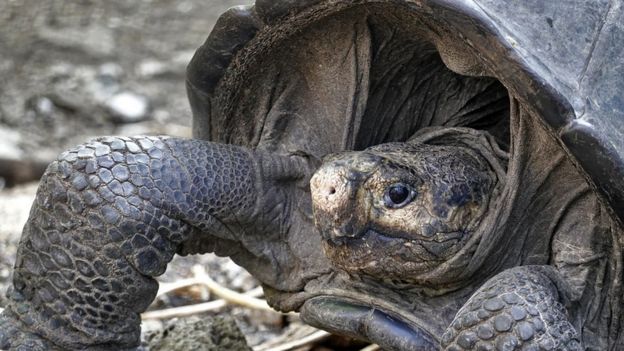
321, 227, 467, 278
324, 226, 466, 249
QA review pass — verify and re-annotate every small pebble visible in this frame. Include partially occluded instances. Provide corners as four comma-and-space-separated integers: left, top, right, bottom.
137, 59, 168, 78
105, 92, 150, 123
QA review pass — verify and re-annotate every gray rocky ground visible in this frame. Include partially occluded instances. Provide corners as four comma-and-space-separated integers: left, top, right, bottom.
0, 1, 371, 350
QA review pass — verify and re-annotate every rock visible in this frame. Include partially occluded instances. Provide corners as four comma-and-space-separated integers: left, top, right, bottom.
114, 122, 155, 137
105, 91, 150, 123
48, 63, 74, 79
25, 96, 55, 122
47, 65, 103, 113
0, 183, 37, 243
153, 109, 171, 123
137, 59, 169, 78
0, 127, 22, 160
137, 55, 190, 78
98, 63, 124, 80
145, 316, 252, 351
0, 158, 48, 188
37, 25, 115, 57
34, 96, 54, 116
141, 319, 165, 338
0, 182, 38, 309
176, 1, 195, 13
0, 59, 14, 75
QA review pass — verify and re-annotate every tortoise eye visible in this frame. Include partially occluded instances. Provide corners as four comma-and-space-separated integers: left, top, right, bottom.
383, 183, 416, 209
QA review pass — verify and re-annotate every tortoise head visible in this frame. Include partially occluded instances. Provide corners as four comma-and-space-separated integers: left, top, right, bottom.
311, 138, 498, 285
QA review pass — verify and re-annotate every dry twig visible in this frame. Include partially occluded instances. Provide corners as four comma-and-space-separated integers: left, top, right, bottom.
155, 276, 209, 299
253, 330, 331, 351
190, 265, 274, 311
142, 287, 264, 320
142, 264, 276, 320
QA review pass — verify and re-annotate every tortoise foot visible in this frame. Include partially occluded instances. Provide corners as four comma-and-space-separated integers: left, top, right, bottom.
442, 266, 582, 351
1, 134, 309, 350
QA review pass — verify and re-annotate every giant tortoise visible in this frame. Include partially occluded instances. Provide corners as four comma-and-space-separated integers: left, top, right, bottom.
1, 0, 623, 350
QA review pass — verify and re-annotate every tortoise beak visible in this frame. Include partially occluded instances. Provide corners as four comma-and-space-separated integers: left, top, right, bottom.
310, 165, 360, 244
310, 154, 378, 244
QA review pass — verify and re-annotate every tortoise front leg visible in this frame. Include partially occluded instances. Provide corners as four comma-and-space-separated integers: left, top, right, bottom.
0, 136, 308, 350
442, 266, 581, 351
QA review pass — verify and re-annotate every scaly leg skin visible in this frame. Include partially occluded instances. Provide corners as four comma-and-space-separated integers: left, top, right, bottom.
442, 266, 582, 351
0, 136, 301, 350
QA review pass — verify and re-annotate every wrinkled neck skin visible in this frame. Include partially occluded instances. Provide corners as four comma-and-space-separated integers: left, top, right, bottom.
177, 149, 333, 293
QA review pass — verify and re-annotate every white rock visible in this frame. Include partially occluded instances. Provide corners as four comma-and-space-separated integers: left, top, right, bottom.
176, 1, 194, 13
137, 59, 168, 78
105, 92, 150, 123
48, 63, 73, 78
141, 319, 164, 335
0, 127, 22, 159
34, 96, 54, 116
0, 183, 37, 242
99, 63, 124, 79
114, 121, 154, 136
153, 109, 170, 123
38, 25, 115, 57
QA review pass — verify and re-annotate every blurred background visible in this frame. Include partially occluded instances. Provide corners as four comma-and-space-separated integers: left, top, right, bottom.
0, 0, 249, 165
